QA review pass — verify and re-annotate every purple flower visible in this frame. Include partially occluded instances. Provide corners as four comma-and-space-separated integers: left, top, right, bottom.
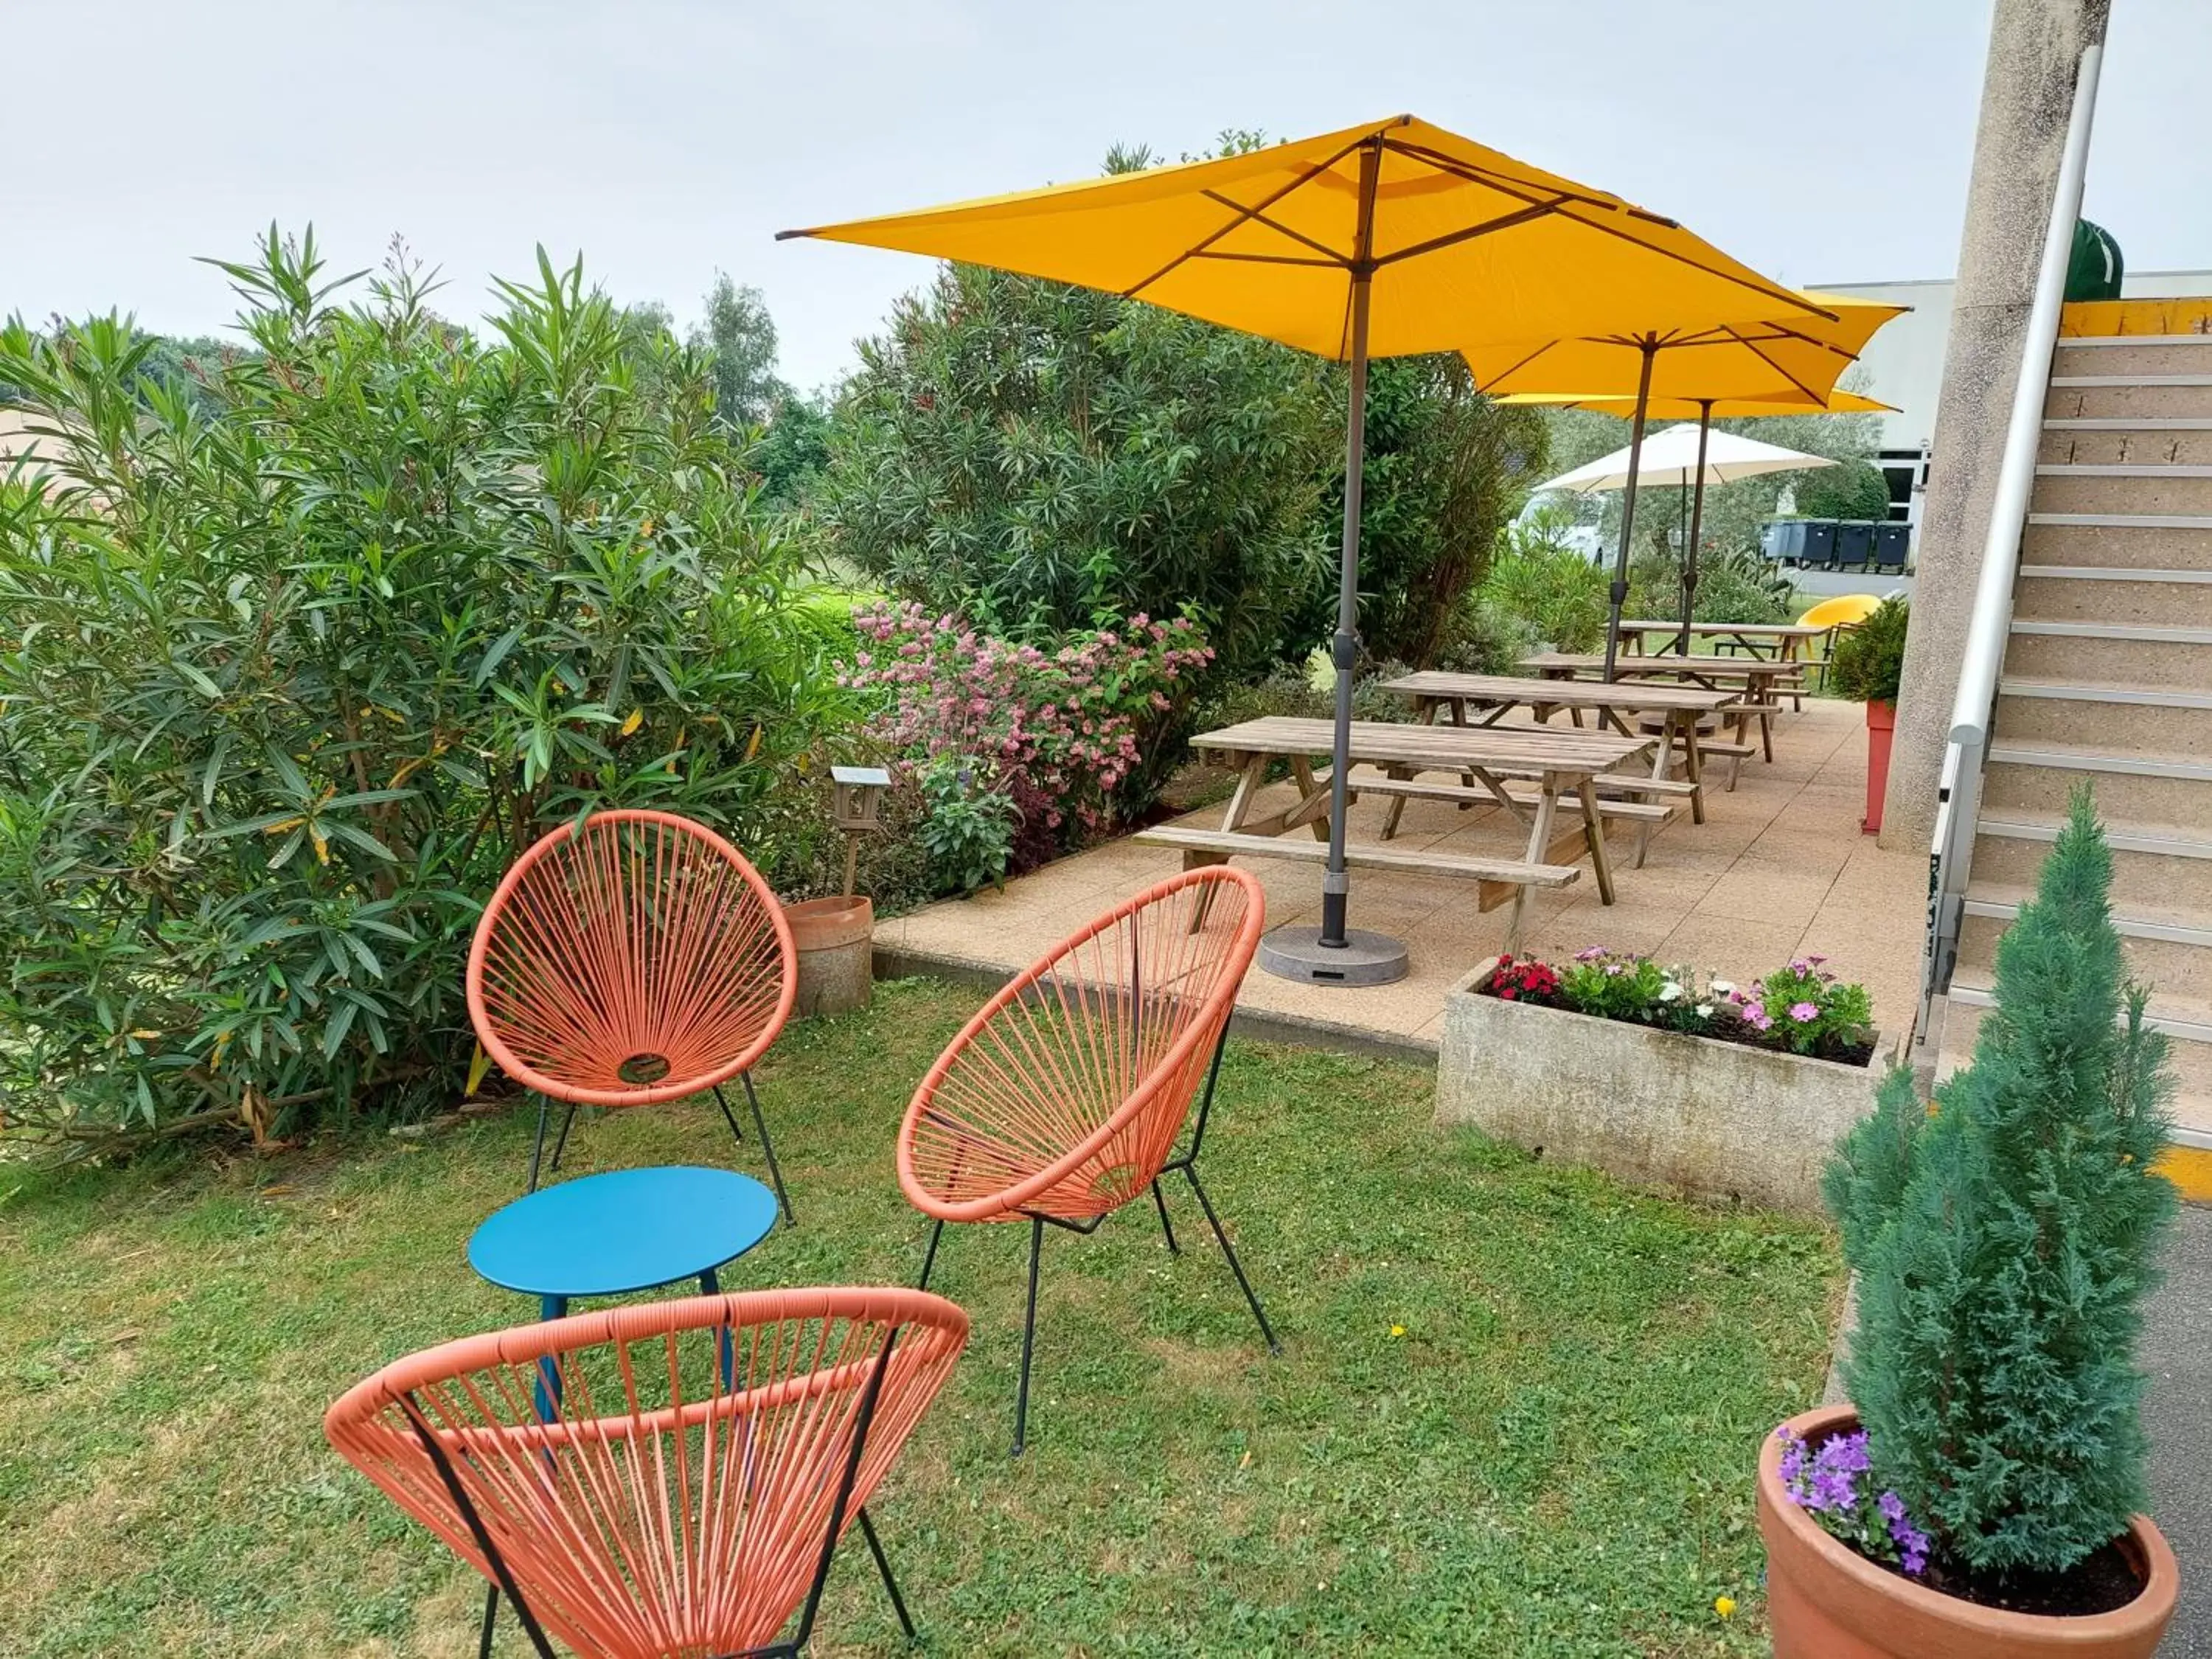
1807, 953, 1828, 967
1574, 946, 1607, 961
1790, 1001, 1820, 1023
1789, 957, 1810, 974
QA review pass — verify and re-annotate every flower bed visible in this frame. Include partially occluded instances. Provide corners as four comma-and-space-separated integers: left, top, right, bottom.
1486, 948, 1876, 1067
1437, 953, 1885, 1215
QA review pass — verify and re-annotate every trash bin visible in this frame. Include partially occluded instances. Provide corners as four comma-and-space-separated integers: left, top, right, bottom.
1801, 521, 1839, 570
1764, 518, 1807, 565
1871, 524, 1910, 571
1836, 521, 1877, 569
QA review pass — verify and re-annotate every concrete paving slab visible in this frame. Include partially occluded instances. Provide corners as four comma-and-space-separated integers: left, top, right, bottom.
2145, 1204, 2212, 1655
877, 698, 1925, 1053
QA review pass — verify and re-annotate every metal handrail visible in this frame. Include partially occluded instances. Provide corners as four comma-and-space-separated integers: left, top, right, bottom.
1921, 41, 2104, 1029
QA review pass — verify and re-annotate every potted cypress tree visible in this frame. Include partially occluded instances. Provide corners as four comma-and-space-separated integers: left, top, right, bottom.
1757, 787, 2180, 1656
1828, 594, 1908, 833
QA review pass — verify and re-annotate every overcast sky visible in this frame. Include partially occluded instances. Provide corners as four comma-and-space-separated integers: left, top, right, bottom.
10, 1, 2207, 394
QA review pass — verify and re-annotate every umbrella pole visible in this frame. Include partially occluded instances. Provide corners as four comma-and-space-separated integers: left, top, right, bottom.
1679, 401, 1714, 655
1320, 142, 1381, 952
1601, 339, 1658, 682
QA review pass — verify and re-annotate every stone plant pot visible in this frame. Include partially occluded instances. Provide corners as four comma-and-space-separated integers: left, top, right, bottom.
1436, 958, 1879, 1215
1758, 1404, 2178, 1659
782, 895, 874, 1018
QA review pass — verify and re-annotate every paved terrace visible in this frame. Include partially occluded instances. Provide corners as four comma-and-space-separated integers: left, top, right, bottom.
878, 697, 1927, 1051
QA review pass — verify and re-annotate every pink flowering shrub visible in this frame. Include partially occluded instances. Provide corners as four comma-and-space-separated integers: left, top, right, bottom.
838, 600, 1212, 871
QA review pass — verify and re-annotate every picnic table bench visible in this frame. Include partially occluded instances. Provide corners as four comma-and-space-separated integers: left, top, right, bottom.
1519, 652, 1803, 763
1378, 670, 1739, 847
1615, 619, 1834, 708
1138, 715, 1656, 950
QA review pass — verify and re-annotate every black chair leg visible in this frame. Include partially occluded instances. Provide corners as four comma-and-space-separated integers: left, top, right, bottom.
546, 1102, 578, 1175
1181, 1162, 1281, 1354
478, 1582, 500, 1658
857, 1507, 919, 1643
742, 1071, 794, 1226
1151, 1179, 1180, 1254
714, 1077, 795, 1225
916, 1219, 946, 1292
524, 1096, 551, 1194
1013, 1214, 1044, 1457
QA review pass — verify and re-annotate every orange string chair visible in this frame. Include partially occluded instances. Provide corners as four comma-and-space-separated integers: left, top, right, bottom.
468, 810, 799, 1220
325, 1287, 969, 1658
897, 866, 1278, 1454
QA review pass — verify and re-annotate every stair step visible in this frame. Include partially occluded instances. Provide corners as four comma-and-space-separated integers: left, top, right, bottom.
2010, 619, 2212, 645
2028, 512, 2212, 530
2016, 566, 2212, 582
1986, 743, 2212, 782
2049, 375, 2212, 388
2044, 417, 2212, 430
1949, 981, 2212, 1044
1999, 678, 2212, 710
1978, 813, 2212, 860
2035, 465, 2212, 478
1963, 886, 2212, 947
2056, 335, 2212, 349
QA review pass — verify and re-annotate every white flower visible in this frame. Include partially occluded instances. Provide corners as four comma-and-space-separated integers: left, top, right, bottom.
1695, 1003, 1714, 1018
1709, 979, 1735, 996
1659, 983, 1683, 1003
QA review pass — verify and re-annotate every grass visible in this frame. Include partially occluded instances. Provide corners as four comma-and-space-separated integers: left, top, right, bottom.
0, 978, 1842, 1657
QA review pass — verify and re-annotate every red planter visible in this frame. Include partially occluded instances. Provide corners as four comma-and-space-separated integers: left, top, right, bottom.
1758, 1405, 2179, 1658
1861, 699, 1896, 834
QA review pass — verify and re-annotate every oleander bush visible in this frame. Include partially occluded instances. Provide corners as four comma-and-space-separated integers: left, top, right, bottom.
0, 231, 850, 1155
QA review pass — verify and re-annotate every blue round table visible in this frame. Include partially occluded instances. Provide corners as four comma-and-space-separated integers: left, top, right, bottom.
467, 1165, 779, 1323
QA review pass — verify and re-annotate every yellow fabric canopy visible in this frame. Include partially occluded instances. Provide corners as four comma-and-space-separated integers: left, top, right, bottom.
1464, 293, 1905, 403
1495, 388, 1896, 419
780, 114, 1829, 361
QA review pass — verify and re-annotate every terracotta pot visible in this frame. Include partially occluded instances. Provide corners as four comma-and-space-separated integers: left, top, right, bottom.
782, 895, 874, 1018
1861, 699, 1895, 835
1757, 1405, 2179, 1658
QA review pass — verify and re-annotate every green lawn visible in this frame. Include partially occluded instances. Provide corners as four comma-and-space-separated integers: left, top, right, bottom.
0, 978, 1841, 1657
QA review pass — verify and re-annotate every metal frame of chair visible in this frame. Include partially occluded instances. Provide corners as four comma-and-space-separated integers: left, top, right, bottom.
467, 810, 799, 1221
326, 1287, 969, 1658
897, 866, 1278, 1455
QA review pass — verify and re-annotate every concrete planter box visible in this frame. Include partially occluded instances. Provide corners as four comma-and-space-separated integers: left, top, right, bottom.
1436, 958, 1880, 1214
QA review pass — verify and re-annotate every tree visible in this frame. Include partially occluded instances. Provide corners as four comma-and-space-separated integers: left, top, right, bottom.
814, 259, 1338, 680
1829, 787, 2177, 1577
689, 274, 787, 431
1306, 354, 1549, 665
0, 231, 844, 1154
1790, 458, 1893, 521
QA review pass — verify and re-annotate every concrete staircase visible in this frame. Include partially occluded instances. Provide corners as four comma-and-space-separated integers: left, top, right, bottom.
1938, 330, 2212, 1138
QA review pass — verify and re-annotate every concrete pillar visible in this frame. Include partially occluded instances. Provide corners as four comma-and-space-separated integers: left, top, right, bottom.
1879, 0, 2109, 853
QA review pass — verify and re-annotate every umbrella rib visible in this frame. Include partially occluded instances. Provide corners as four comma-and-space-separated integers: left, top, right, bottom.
1381, 139, 1621, 214
1731, 332, 1827, 401
1200, 192, 1352, 268
1121, 137, 1368, 300
1193, 250, 1344, 268
1373, 197, 1574, 268
1470, 336, 1565, 394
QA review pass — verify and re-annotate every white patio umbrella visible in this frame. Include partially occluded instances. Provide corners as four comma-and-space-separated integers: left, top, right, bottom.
1533, 424, 1835, 653
1531, 423, 1836, 495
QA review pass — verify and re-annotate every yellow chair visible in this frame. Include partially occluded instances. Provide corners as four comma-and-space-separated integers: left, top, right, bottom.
1800, 594, 1884, 689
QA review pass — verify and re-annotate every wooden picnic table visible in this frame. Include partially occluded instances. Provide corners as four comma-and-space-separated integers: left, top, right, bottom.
1378, 670, 1740, 844
1615, 619, 1833, 663
1519, 652, 1802, 762
1141, 715, 1656, 951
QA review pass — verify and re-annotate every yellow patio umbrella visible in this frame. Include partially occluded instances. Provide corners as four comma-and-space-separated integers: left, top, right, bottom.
1500, 383, 1900, 655
1465, 296, 1905, 675
780, 114, 1832, 984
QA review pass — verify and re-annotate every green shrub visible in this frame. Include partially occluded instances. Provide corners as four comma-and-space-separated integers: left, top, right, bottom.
1829, 595, 1910, 704
1628, 539, 1791, 626
914, 756, 1016, 895
1789, 459, 1893, 523
1475, 515, 1608, 652
0, 232, 849, 1154
813, 260, 1337, 684
1828, 787, 2177, 1576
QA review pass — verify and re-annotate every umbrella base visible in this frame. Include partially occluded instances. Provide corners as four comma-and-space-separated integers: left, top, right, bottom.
1259, 926, 1410, 987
